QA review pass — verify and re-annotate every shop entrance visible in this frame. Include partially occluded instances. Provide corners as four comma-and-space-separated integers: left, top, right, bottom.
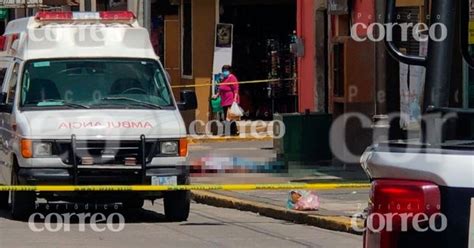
219, 0, 297, 120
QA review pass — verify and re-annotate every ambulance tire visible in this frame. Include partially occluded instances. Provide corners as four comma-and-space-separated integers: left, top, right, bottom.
163, 176, 191, 222
0, 189, 8, 209
11, 168, 36, 220
164, 190, 191, 222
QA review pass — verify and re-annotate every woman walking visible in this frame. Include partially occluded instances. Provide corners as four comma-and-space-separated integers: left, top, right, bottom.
213, 65, 240, 136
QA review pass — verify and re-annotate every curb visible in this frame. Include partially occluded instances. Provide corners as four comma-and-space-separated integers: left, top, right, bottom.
188, 135, 273, 144
191, 190, 363, 235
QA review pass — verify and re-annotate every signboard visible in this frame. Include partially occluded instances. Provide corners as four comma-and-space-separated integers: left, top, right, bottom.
470, 0, 474, 44
212, 23, 233, 95
327, 0, 348, 15
216, 23, 232, 48
0, 9, 8, 19
469, 22, 474, 45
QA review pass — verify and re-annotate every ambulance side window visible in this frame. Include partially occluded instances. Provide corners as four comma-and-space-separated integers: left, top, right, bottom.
7, 64, 19, 104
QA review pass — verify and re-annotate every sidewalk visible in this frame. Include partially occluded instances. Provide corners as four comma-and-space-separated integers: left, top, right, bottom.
188, 135, 273, 144
188, 121, 274, 144
190, 168, 369, 235
187, 139, 369, 234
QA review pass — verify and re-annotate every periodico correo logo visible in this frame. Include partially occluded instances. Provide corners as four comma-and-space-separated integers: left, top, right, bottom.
351, 22, 447, 42
28, 212, 125, 233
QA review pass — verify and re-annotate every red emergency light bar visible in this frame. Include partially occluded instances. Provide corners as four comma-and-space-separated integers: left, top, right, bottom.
35, 11, 136, 23
35, 11, 73, 21
99, 11, 136, 22
0, 36, 6, 51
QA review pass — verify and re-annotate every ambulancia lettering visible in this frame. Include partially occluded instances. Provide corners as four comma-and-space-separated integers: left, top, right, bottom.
58, 121, 153, 129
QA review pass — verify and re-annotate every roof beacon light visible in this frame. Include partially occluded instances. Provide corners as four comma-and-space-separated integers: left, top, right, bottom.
35, 11, 73, 21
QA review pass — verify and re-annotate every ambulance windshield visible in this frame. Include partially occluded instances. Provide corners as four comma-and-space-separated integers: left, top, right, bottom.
20, 59, 174, 110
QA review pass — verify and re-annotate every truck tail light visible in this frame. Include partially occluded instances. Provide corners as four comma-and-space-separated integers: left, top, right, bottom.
364, 180, 441, 248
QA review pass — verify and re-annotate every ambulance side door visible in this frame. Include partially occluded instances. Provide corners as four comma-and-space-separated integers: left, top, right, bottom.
0, 62, 13, 185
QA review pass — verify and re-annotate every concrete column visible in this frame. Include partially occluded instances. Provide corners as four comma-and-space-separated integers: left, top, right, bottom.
315, 0, 327, 113
80, 0, 96, 11
297, 0, 316, 113
127, 0, 138, 14
14, 9, 25, 19
143, 0, 151, 32
373, 0, 389, 142
137, 0, 145, 27
129, 0, 150, 31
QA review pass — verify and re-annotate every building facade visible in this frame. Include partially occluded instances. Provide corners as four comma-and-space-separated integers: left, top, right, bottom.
158, 0, 319, 130
0, 0, 321, 129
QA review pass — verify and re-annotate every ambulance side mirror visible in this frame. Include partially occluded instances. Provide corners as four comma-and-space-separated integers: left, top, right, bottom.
0, 92, 6, 103
178, 90, 197, 111
0, 93, 12, 113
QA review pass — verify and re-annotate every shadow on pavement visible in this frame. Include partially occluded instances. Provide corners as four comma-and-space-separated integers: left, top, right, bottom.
179, 222, 225, 226
0, 203, 170, 224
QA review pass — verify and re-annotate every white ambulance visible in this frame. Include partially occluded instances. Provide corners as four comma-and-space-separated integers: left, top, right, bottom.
0, 11, 197, 220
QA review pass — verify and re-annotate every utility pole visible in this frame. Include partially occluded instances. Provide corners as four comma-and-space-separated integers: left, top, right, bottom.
143, 0, 151, 32
24, 0, 28, 17
423, 0, 457, 110
372, 0, 389, 142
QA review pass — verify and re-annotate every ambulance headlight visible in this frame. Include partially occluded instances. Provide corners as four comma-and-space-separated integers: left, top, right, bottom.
160, 141, 179, 155
33, 142, 53, 157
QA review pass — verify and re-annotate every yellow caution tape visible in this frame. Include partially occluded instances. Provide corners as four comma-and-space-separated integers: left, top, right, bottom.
0, 183, 370, 192
171, 78, 296, 89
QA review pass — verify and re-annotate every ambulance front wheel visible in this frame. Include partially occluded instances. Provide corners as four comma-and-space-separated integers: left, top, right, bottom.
163, 190, 191, 222
0, 189, 8, 209
11, 165, 36, 220
163, 175, 190, 222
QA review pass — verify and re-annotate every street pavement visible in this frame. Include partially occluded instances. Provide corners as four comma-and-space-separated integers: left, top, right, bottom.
0, 201, 361, 248
0, 140, 367, 247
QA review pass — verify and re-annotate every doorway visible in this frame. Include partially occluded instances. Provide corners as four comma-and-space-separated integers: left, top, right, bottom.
219, 0, 297, 120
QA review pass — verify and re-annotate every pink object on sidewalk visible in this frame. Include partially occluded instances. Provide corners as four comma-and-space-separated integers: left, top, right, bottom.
287, 190, 320, 211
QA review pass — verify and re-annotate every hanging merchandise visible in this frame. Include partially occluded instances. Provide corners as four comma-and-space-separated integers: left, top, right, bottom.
400, 35, 428, 130
264, 35, 298, 114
